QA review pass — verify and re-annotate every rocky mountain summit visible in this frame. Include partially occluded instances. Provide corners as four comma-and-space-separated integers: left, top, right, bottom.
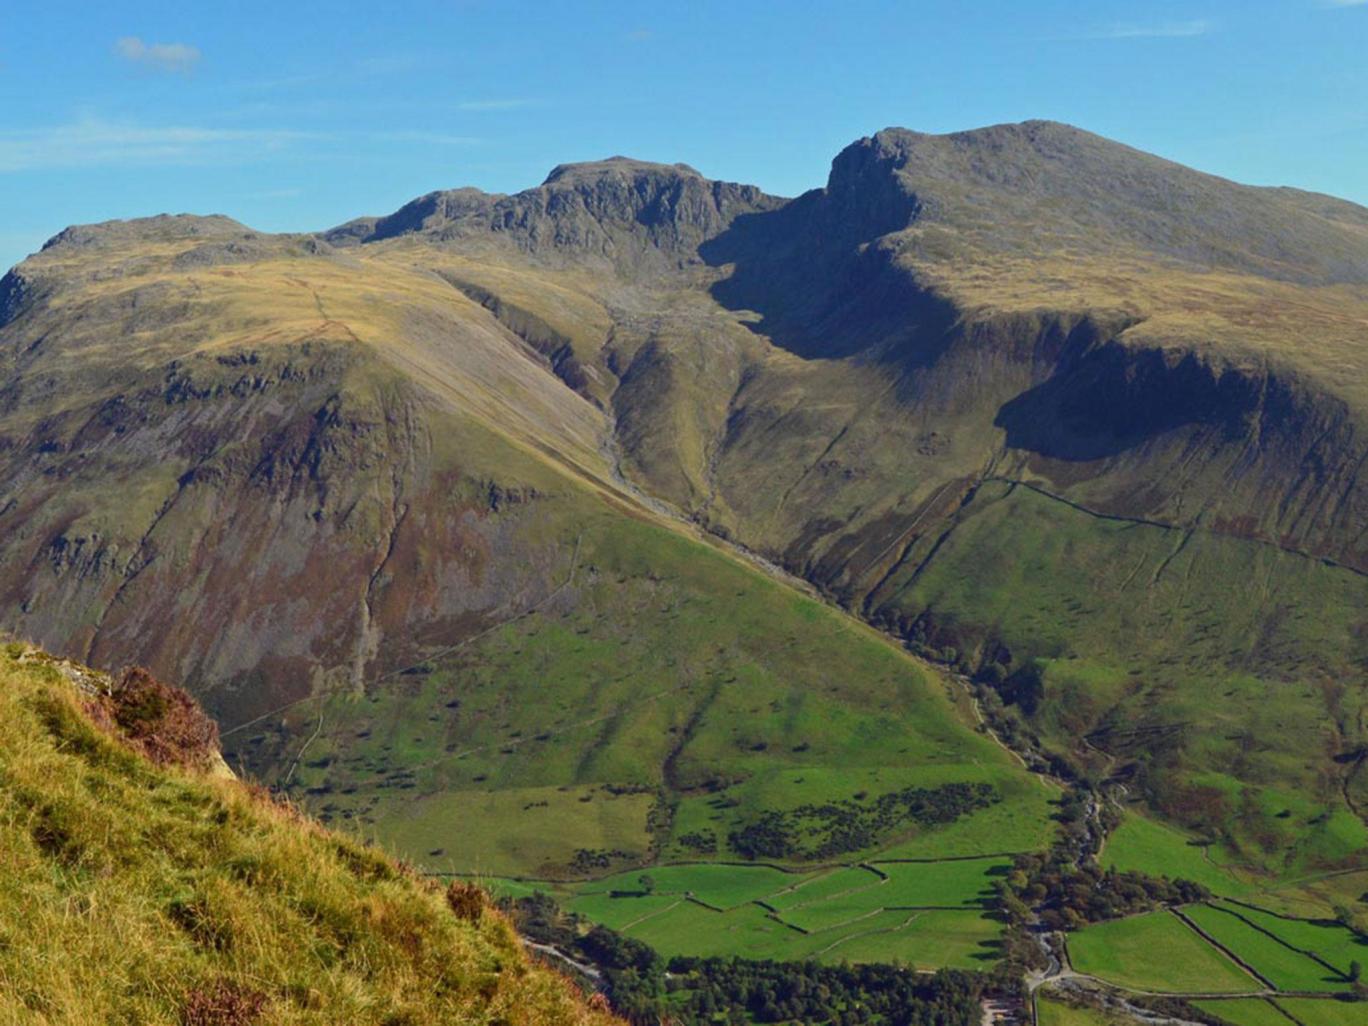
326, 156, 780, 275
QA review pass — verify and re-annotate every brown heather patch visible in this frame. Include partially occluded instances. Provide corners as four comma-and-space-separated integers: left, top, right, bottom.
446, 880, 486, 922
87, 666, 221, 769
181, 980, 268, 1026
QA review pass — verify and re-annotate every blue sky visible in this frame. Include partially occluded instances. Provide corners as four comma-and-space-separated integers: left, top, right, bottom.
2, 1, 1366, 271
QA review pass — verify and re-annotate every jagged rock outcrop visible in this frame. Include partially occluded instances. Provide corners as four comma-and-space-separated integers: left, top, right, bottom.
326, 157, 782, 276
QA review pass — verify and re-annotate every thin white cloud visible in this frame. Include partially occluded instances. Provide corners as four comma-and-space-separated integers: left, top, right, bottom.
355, 54, 424, 75
375, 130, 482, 146
456, 99, 533, 112
115, 36, 201, 73
0, 118, 319, 172
1084, 19, 1212, 39
0, 117, 487, 173
1322, 0, 1366, 6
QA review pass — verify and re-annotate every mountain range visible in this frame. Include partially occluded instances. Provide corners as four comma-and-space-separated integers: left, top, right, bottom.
3, 120, 1366, 885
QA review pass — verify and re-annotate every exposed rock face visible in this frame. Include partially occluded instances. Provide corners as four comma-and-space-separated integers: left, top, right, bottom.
649, 126, 1368, 598
0, 270, 28, 329
0, 224, 590, 729
0, 338, 564, 728
326, 157, 782, 275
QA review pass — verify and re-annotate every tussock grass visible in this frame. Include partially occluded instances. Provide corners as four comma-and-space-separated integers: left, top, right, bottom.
0, 644, 617, 1026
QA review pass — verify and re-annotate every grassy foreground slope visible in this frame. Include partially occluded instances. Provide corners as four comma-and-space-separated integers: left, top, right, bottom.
0, 644, 616, 1026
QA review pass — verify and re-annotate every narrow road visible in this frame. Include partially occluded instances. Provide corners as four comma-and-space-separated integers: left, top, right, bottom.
523, 940, 603, 984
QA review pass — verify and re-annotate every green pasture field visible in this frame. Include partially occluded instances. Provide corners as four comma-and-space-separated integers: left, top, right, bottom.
1182, 904, 1351, 992
777, 896, 890, 933
577, 863, 808, 910
761, 866, 883, 911
1101, 811, 1253, 896
842, 909, 1001, 968
623, 900, 801, 959
619, 899, 1003, 969
788, 909, 924, 961
541, 852, 1012, 965
566, 891, 683, 931
1211, 901, 1368, 979
1189, 999, 1295, 1026
1068, 911, 1260, 994
1036, 995, 1137, 1026
1273, 998, 1368, 1026
868, 856, 1009, 907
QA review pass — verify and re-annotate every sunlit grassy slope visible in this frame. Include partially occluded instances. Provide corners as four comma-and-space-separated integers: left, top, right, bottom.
256, 490, 1056, 878
880, 481, 1368, 873
0, 644, 616, 1026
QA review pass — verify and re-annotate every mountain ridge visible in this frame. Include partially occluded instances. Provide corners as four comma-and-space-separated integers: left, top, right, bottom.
3, 119, 1366, 883
18, 119, 1368, 273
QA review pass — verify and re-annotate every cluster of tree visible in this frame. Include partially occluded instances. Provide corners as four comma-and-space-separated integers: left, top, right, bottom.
992, 919, 1050, 976
634, 959, 994, 1026
1333, 902, 1368, 939
502, 893, 1008, 1025
978, 661, 1044, 716
569, 848, 637, 873
728, 782, 999, 860
677, 830, 717, 853
997, 851, 1209, 931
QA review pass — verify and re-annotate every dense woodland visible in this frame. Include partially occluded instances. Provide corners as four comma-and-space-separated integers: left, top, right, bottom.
998, 852, 1209, 931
